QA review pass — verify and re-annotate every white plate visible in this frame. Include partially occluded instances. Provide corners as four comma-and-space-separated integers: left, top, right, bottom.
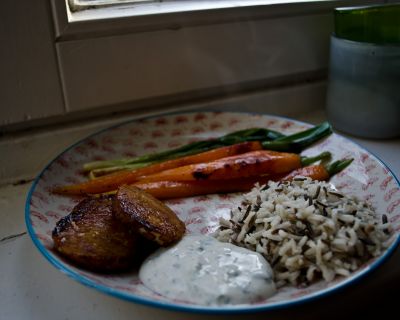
26, 111, 400, 313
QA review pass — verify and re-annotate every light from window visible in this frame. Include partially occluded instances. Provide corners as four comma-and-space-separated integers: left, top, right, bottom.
67, 0, 334, 21
68, 0, 159, 12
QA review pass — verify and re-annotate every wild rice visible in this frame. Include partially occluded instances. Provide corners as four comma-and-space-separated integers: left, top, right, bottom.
215, 177, 393, 287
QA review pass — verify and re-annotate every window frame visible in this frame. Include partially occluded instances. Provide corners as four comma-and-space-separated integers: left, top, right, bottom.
51, 0, 384, 41
51, 0, 387, 116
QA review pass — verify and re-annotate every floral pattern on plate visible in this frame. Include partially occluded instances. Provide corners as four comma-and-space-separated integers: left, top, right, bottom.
26, 111, 400, 313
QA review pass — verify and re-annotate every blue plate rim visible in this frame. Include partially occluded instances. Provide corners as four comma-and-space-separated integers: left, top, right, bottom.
25, 109, 400, 314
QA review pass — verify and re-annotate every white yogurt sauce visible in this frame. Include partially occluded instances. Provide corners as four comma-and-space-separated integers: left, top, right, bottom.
139, 234, 276, 306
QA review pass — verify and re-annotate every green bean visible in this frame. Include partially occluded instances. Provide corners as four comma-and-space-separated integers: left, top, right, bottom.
83, 122, 333, 177
261, 122, 332, 153
83, 128, 284, 173
326, 158, 354, 176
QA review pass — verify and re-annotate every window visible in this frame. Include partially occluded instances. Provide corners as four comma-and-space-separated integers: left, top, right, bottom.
1, 0, 389, 129
68, 0, 157, 13
65, 0, 339, 22
52, 0, 384, 114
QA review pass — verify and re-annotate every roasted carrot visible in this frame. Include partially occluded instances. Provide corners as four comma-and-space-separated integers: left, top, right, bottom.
133, 179, 264, 199
52, 141, 262, 195
134, 158, 354, 200
133, 164, 331, 199
271, 157, 353, 182
272, 164, 329, 182
138, 150, 302, 183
